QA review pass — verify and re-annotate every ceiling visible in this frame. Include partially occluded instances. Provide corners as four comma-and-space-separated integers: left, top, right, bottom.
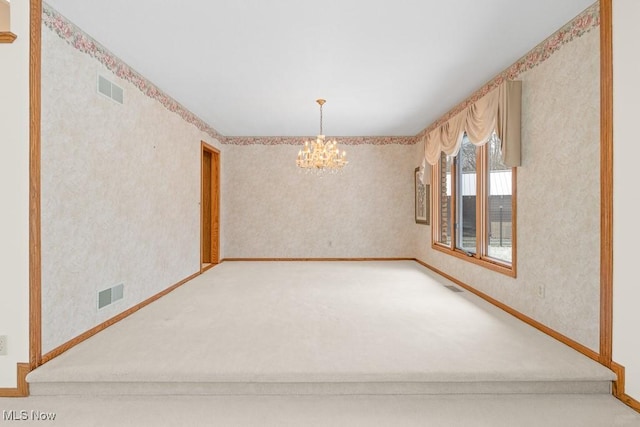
45, 0, 596, 138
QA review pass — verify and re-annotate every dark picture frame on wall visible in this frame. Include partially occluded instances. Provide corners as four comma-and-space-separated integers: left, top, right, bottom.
415, 167, 429, 225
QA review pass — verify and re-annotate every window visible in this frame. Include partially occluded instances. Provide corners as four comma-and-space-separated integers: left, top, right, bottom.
432, 133, 516, 276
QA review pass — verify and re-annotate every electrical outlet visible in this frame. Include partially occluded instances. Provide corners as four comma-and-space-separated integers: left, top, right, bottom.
536, 284, 545, 299
0, 335, 7, 356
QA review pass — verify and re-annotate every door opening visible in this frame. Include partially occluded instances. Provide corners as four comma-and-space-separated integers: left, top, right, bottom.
201, 142, 220, 271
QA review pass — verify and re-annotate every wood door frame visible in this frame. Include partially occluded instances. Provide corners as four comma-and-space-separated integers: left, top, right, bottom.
200, 141, 220, 272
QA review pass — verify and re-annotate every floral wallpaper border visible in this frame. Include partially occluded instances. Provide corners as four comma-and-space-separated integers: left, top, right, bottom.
415, 1, 600, 141
224, 136, 416, 146
42, 1, 599, 146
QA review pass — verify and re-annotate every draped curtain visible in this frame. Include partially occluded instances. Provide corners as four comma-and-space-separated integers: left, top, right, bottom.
420, 80, 522, 170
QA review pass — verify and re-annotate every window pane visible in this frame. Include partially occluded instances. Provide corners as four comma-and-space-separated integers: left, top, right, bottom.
487, 133, 512, 263
437, 152, 452, 246
456, 136, 477, 253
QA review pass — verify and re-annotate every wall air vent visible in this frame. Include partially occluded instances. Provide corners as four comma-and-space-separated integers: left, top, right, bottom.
98, 283, 124, 309
97, 74, 124, 104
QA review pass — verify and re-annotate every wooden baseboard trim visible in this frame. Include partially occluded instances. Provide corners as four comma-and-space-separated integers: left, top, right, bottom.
0, 363, 30, 397
413, 258, 600, 363
200, 263, 216, 273
612, 362, 625, 398
41, 271, 201, 364
611, 362, 640, 413
620, 394, 640, 413
220, 258, 415, 262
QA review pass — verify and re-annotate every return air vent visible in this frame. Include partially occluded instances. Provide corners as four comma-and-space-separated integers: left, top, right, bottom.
444, 285, 464, 293
97, 74, 124, 104
98, 283, 124, 309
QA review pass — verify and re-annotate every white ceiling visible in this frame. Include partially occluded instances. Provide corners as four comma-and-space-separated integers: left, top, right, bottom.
45, 0, 595, 137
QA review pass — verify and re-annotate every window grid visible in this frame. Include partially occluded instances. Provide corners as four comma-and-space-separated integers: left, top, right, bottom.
431, 136, 516, 277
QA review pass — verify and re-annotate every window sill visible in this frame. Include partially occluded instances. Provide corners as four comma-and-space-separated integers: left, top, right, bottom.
0, 32, 17, 43
432, 243, 516, 278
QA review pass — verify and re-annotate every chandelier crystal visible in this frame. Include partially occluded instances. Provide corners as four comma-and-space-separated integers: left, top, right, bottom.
296, 99, 348, 174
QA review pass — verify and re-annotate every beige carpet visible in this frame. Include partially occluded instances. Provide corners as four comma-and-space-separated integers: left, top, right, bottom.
18, 261, 640, 425
27, 261, 614, 396
2, 394, 640, 427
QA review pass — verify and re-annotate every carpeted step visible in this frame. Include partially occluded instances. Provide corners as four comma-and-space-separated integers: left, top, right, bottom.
27, 378, 612, 396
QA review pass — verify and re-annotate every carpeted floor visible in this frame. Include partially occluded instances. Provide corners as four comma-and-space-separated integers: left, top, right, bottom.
28, 261, 614, 394
1, 394, 640, 426
18, 261, 640, 425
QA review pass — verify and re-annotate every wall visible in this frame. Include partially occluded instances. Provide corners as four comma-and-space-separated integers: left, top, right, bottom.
613, 0, 640, 400
415, 23, 601, 350
0, 0, 10, 32
223, 143, 415, 258
0, 0, 30, 387
40, 11, 221, 353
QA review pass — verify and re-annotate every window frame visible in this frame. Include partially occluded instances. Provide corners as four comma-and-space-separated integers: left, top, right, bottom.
431, 140, 517, 278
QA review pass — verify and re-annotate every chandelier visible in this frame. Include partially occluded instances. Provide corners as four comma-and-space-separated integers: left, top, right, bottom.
296, 99, 348, 173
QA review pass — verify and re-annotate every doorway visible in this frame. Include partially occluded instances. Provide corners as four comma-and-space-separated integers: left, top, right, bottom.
201, 142, 220, 271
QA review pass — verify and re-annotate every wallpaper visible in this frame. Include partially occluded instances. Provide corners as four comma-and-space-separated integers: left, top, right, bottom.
40, 25, 220, 353
415, 29, 601, 350
222, 144, 415, 258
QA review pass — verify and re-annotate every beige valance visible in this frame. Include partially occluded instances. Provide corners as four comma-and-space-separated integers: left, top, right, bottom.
422, 80, 522, 167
